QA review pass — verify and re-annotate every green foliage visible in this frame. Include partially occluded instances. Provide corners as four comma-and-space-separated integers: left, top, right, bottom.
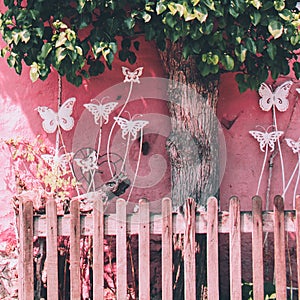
242, 281, 276, 299
0, 0, 299, 91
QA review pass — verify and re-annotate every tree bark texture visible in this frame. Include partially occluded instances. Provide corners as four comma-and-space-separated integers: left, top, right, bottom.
159, 40, 220, 208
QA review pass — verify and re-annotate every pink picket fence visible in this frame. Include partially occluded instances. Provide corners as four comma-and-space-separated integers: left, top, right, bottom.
17, 195, 300, 299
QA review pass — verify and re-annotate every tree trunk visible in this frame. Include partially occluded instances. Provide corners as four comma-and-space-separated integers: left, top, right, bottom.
159, 40, 220, 209
159, 40, 220, 300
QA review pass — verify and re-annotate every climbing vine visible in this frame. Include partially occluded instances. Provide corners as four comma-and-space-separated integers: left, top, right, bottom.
0, 0, 299, 91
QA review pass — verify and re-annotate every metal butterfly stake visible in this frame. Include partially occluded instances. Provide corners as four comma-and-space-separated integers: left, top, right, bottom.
106, 66, 143, 177
114, 114, 149, 202
35, 66, 149, 208
249, 125, 283, 196
258, 80, 293, 192
36, 97, 79, 195
83, 97, 118, 192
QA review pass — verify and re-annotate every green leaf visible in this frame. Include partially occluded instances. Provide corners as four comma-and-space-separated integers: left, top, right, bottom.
128, 51, 136, 64
274, 0, 285, 11
234, 45, 247, 62
124, 18, 135, 29
55, 32, 67, 48
268, 20, 283, 39
156, 2, 167, 15
12, 30, 21, 45
222, 54, 234, 70
235, 73, 248, 93
191, 0, 200, 6
164, 13, 177, 28
30, 62, 39, 82
249, 0, 262, 9
245, 38, 257, 54
293, 62, 300, 79
202, 0, 215, 10
142, 12, 151, 23
167, 3, 177, 16
194, 7, 208, 23
40, 43, 52, 59
20, 29, 30, 43
183, 44, 191, 59
89, 60, 104, 76
55, 47, 67, 63
133, 41, 140, 50
109, 42, 117, 54
119, 49, 128, 61
266, 43, 276, 60
279, 9, 292, 21
229, 6, 239, 18
290, 35, 300, 46
250, 11, 261, 26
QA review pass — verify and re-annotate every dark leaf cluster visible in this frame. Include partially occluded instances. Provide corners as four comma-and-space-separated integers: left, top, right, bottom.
0, 0, 299, 91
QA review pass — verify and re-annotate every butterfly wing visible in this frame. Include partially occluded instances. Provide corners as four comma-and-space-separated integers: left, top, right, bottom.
258, 83, 273, 112
101, 102, 118, 124
122, 67, 131, 83
114, 117, 131, 139
273, 81, 292, 112
58, 97, 76, 131
285, 138, 300, 153
128, 120, 149, 140
58, 153, 73, 172
84, 103, 101, 124
75, 152, 97, 173
122, 66, 143, 83
36, 106, 58, 133
249, 130, 267, 152
131, 67, 143, 83
266, 131, 283, 152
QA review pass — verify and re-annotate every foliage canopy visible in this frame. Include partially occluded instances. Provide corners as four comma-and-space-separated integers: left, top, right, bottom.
0, 0, 300, 91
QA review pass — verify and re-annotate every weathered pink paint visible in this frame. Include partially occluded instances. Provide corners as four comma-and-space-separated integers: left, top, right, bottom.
218, 72, 300, 211
0, 0, 300, 295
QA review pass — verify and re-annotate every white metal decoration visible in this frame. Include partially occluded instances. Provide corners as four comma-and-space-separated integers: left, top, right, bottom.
113, 116, 149, 141
74, 151, 98, 174
83, 98, 119, 192
36, 96, 80, 196
41, 151, 73, 173
107, 66, 144, 177
84, 99, 118, 126
258, 81, 292, 112
114, 115, 149, 202
36, 66, 149, 205
122, 66, 143, 83
36, 97, 76, 133
257, 80, 293, 193
249, 126, 284, 196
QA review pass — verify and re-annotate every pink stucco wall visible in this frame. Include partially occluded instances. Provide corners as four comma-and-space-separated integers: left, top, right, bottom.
218, 73, 300, 211
0, 4, 300, 296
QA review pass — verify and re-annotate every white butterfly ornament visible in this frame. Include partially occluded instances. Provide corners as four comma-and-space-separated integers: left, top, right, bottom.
249, 129, 283, 152
41, 152, 73, 173
286, 138, 300, 154
74, 151, 98, 174
258, 81, 292, 112
122, 66, 143, 83
84, 100, 118, 125
36, 98, 76, 133
114, 117, 149, 140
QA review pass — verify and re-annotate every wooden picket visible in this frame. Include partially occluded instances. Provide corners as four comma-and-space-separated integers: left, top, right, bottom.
17, 195, 300, 299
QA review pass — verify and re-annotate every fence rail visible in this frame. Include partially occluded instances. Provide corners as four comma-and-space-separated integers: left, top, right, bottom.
18, 195, 300, 299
